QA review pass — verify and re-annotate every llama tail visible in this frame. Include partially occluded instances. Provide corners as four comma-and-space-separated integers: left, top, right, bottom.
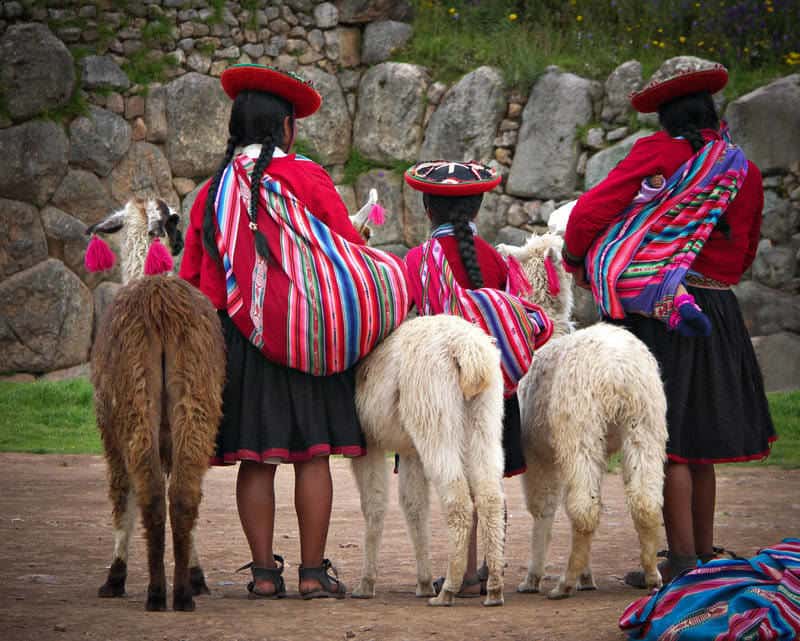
450, 338, 497, 400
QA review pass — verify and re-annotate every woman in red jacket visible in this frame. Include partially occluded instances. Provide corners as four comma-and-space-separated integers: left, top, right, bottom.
179, 65, 407, 600
563, 61, 775, 585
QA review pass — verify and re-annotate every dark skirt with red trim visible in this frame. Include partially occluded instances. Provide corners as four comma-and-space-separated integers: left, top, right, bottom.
211, 312, 366, 466
612, 286, 776, 464
502, 394, 527, 477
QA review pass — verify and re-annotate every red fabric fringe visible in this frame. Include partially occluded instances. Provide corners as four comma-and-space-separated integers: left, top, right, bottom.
85, 235, 116, 272
544, 255, 561, 296
144, 238, 173, 276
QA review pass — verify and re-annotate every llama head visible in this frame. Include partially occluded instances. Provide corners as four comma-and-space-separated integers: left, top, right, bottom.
87, 198, 183, 256
496, 232, 575, 335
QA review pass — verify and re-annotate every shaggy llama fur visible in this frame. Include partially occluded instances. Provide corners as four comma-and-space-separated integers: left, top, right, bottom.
90, 199, 225, 611
497, 233, 668, 598
351, 314, 507, 607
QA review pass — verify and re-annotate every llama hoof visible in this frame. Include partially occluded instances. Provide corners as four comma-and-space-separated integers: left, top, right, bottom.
516, 576, 541, 594
427, 590, 455, 606
173, 588, 196, 612
645, 572, 663, 590
351, 579, 375, 599
415, 580, 435, 598
189, 566, 211, 596
483, 588, 504, 607
145, 586, 168, 612
98, 559, 127, 598
577, 573, 597, 591
547, 584, 574, 600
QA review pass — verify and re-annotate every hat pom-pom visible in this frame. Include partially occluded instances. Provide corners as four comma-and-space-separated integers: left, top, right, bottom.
144, 238, 173, 276
85, 234, 116, 273
368, 203, 385, 226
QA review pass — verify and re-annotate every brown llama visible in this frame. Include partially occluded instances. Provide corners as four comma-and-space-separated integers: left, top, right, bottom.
88, 198, 225, 611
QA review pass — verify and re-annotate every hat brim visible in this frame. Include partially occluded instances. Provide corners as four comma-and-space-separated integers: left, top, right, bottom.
221, 64, 321, 118
631, 67, 728, 113
404, 171, 502, 196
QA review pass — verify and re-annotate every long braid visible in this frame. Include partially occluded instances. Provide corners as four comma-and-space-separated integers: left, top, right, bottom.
673, 124, 705, 152
248, 132, 277, 260
452, 214, 484, 289
203, 136, 238, 259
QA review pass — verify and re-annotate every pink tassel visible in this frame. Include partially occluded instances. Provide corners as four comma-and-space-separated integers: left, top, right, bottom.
544, 255, 561, 296
144, 238, 173, 276
85, 234, 116, 272
506, 256, 532, 296
368, 203, 385, 226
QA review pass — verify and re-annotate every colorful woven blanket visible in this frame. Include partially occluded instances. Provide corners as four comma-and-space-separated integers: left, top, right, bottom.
408, 228, 552, 396
619, 538, 800, 640
214, 154, 409, 375
586, 137, 748, 321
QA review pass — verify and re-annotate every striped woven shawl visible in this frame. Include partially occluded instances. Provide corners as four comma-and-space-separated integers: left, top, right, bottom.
409, 229, 552, 397
214, 154, 409, 375
586, 137, 748, 321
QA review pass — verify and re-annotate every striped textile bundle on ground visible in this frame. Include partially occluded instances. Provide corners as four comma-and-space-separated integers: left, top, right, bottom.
619, 538, 800, 640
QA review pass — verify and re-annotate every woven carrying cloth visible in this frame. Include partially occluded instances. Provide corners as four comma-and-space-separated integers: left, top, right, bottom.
585, 132, 748, 321
619, 538, 800, 640
408, 228, 552, 397
214, 154, 409, 375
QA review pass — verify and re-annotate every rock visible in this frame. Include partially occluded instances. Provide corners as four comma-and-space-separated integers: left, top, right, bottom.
92, 281, 122, 338
761, 191, 799, 244
420, 66, 505, 163
585, 127, 604, 150
752, 241, 796, 289
242, 43, 264, 58
584, 130, 653, 190
0, 120, 69, 207
338, 0, 410, 23
495, 225, 529, 247
52, 170, 116, 226
0, 373, 35, 382
337, 27, 361, 67
0, 199, 48, 279
751, 332, 800, 392
0, 23, 75, 121
107, 142, 180, 211
335, 184, 357, 214
507, 69, 595, 199
495, 148, 512, 166
572, 284, 600, 329
475, 192, 511, 244
294, 68, 350, 165
164, 72, 231, 178
106, 92, 124, 114
145, 85, 168, 143
0, 259, 93, 374
338, 69, 361, 92
68, 106, 131, 177
361, 20, 412, 65
355, 169, 404, 245
42, 362, 90, 382
314, 2, 338, 28
726, 74, 800, 173
733, 280, 800, 336
606, 126, 629, 143
507, 202, 527, 227
172, 177, 196, 197
187, 51, 212, 73
79, 55, 130, 92
125, 95, 145, 120
353, 63, 428, 163
402, 180, 428, 246
601, 60, 642, 124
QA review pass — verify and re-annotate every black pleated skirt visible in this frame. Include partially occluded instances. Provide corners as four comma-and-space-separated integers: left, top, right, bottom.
502, 394, 527, 477
613, 286, 776, 464
211, 312, 366, 465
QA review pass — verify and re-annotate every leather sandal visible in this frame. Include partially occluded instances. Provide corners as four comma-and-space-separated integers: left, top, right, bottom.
236, 554, 287, 599
298, 559, 347, 599
432, 562, 488, 598
624, 552, 697, 589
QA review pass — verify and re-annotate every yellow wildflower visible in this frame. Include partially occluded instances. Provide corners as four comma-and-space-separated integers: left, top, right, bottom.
576, 15, 583, 22
698, 40, 704, 47
658, 28, 663, 33
767, 6, 774, 12
789, 52, 800, 58
509, 13, 518, 21
659, 41, 665, 48
448, 7, 456, 14
679, 36, 686, 43
652, 40, 659, 46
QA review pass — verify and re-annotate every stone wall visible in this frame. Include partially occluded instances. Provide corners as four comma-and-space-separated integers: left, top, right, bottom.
1, 1, 798, 386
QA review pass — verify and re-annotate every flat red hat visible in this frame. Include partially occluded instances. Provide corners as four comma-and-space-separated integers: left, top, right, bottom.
404, 160, 502, 196
220, 64, 321, 118
631, 60, 728, 113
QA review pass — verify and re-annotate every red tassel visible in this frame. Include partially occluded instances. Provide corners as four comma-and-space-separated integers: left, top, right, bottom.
85, 234, 116, 272
144, 238, 173, 276
544, 255, 561, 296
368, 203, 385, 226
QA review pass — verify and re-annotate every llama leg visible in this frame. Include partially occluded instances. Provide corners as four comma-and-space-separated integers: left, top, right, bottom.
398, 453, 434, 597
549, 454, 603, 599
168, 462, 205, 611
188, 525, 210, 596
98, 449, 136, 598
131, 450, 167, 611
350, 445, 388, 598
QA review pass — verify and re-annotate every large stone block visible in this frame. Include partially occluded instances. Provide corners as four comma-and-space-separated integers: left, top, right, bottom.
355, 169, 404, 245
107, 142, 180, 211
584, 130, 653, 190
69, 106, 131, 177
0, 259, 93, 374
726, 75, 800, 173
80, 55, 130, 92
295, 67, 351, 165
338, 0, 411, 23
401, 179, 428, 247
507, 68, 594, 199
420, 66, 505, 163
751, 332, 800, 392
0, 199, 48, 279
354, 62, 428, 163
752, 241, 796, 290
761, 191, 799, 244
164, 72, 231, 178
52, 169, 116, 226
601, 60, 642, 124
733, 280, 800, 336
145, 84, 168, 144
361, 20, 412, 65
0, 23, 75, 121
0, 120, 69, 206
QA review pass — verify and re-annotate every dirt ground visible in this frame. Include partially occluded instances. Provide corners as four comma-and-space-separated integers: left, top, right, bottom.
1, 454, 798, 641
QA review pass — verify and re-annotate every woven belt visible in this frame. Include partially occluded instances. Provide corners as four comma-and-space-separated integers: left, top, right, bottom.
684, 273, 731, 290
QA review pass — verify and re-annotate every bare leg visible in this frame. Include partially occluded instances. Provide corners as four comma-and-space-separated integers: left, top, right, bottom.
294, 456, 333, 594
663, 462, 695, 559
236, 461, 278, 594
690, 463, 716, 559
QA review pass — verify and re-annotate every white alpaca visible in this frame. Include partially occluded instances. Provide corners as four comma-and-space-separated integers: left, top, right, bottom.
497, 233, 668, 599
351, 314, 507, 607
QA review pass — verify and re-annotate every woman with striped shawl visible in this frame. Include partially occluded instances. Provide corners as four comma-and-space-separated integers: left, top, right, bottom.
562, 59, 776, 586
179, 65, 408, 600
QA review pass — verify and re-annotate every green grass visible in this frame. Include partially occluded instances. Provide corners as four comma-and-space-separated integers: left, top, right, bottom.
395, 1, 800, 95
122, 50, 179, 88
141, 16, 175, 47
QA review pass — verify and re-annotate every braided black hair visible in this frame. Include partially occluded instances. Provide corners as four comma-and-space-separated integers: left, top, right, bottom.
424, 193, 485, 288
202, 90, 294, 261
658, 91, 719, 153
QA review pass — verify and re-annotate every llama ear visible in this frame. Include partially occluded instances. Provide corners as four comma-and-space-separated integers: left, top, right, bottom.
546, 245, 562, 264
495, 242, 528, 260
86, 207, 127, 236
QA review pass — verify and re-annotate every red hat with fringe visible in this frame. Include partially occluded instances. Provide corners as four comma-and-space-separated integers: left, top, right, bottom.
404, 160, 502, 196
220, 64, 321, 118
631, 58, 728, 113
